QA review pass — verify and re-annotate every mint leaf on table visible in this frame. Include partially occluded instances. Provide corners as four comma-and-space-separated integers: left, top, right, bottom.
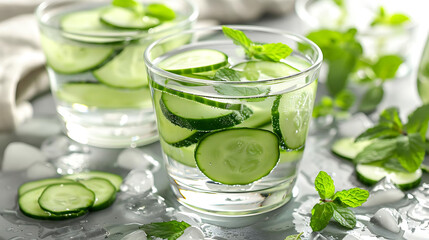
284, 232, 303, 240
396, 133, 426, 172
222, 26, 292, 62
354, 138, 397, 164
405, 104, 429, 139
358, 85, 384, 113
139, 220, 190, 240
310, 171, 368, 232
354, 125, 399, 142
315, 171, 335, 199
214, 68, 241, 82
146, 3, 176, 20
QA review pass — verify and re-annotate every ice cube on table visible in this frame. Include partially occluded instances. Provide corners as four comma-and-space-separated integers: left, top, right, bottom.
121, 230, 147, 240
124, 194, 167, 219
121, 169, 155, 195
342, 235, 360, 240
26, 162, 57, 179
177, 226, 205, 240
2, 142, 47, 172
362, 178, 405, 207
174, 212, 202, 227
371, 208, 401, 233
117, 148, 159, 171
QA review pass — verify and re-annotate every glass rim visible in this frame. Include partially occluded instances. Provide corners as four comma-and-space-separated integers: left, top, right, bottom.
35, 0, 199, 39
144, 25, 324, 85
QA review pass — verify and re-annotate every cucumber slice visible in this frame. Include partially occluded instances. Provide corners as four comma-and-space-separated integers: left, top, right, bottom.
279, 149, 303, 163
40, 35, 114, 74
331, 138, 373, 160
160, 92, 253, 131
78, 178, 116, 211
19, 186, 87, 220
356, 164, 422, 190
93, 44, 149, 88
63, 171, 123, 192
235, 101, 273, 128
272, 81, 317, 150
160, 139, 197, 167
153, 90, 207, 147
38, 183, 95, 213
232, 61, 300, 80
56, 83, 152, 108
100, 7, 160, 30
18, 178, 74, 196
195, 128, 280, 185
158, 49, 229, 74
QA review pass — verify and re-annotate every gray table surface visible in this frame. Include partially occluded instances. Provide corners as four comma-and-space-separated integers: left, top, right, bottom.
1, 7, 429, 240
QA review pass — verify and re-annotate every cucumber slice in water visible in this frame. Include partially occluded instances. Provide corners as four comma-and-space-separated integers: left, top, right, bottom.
356, 164, 422, 190
78, 178, 116, 211
159, 49, 229, 74
18, 178, 74, 196
195, 128, 280, 185
272, 81, 317, 150
40, 35, 114, 74
331, 138, 373, 160
19, 186, 87, 220
160, 139, 197, 167
38, 183, 95, 213
160, 92, 253, 131
100, 7, 160, 30
63, 171, 123, 191
232, 61, 300, 80
56, 83, 152, 108
93, 44, 149, 88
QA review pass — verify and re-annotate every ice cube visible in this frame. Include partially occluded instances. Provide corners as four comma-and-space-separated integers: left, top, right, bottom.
26, 162, 57, 179
124, 194, 167, 219
342, 235, 359, 240
121, 230, 147, 240
177, 226, 205, 240
15, 117, 61, 138
174, 212, 202, 227
117, 148, 159, 171
2, 142, 47, 172
121, 169, 155, 194
337, 113, 373, 138
371, 208, 401, 233
54, 152, 90, 175
41, 135, 89, 159
362, 178, 405, 207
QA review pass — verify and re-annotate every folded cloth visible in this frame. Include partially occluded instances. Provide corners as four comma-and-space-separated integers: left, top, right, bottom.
0, 14, 49, 132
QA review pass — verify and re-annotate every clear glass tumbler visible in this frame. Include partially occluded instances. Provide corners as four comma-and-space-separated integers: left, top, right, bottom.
418, 34, 429, 104
36, 0, 198, 148
145, 26, 322, 216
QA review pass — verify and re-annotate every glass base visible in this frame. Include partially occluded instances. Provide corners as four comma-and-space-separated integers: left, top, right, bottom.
170, 178, 296, 216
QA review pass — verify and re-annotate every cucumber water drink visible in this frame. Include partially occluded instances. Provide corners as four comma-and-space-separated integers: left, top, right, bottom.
145, 26, 322, 215
418, 35, 429, 104
36, 0, 197, 148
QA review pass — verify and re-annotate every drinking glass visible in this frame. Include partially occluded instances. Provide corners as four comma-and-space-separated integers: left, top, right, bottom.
418, 34, 429, 104
36, 0, 198, 148
144, 26, 322, 216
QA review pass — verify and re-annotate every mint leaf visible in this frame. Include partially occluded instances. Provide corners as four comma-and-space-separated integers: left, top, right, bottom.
355, 125, 401, 142
112, 0, 143, 14
389, 13, 411, 25
358, 85, 384, 113
335, 89, 355, 110
214, 84, 269, 97
313, 97, 334, 118
214, 68, 241, 82
333, 0, 344, 7
146, 3, 175, 20
379, 107, 403, 131
372, 55, 403, 80
310, 203, 334, 231
405, 104, 429, 139
284, 232, 303, 240
222, 26, 252, 50
371, 7, 410, 26
354, 138, 397, 164
334, 188, 369, 207
396, 133, 425, 172
330, 203, 356, 229
315, 171, 335, 199
139, 220, 190, 240
250, 43, 293, 62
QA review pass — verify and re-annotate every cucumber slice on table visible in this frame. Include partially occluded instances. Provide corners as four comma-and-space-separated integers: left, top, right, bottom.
356, 164, 422, 190
56, 83, 152, 109
18, 178, 74, 196
232, 61, 300, 80
195, 128, 280, 185
93, 44, 149, 88
19, 186, 87, 220
38, 183, 95, 214
100, 7, 161, 30
158, 49, 229, 74
63, 171, 123, 192
272, 81, 316, 150
331, 138, 373, 160
40, 35, 114, 74
78, 178, 116, 211
160, 92, 253, 131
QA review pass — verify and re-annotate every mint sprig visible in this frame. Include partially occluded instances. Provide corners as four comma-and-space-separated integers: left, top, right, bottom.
355, 105, 429, 172
139, 220, 191, 240
371, 7, 410, 27
222, 26, 292, 62
313, 90, 355, 118
310, 171, 369, 232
